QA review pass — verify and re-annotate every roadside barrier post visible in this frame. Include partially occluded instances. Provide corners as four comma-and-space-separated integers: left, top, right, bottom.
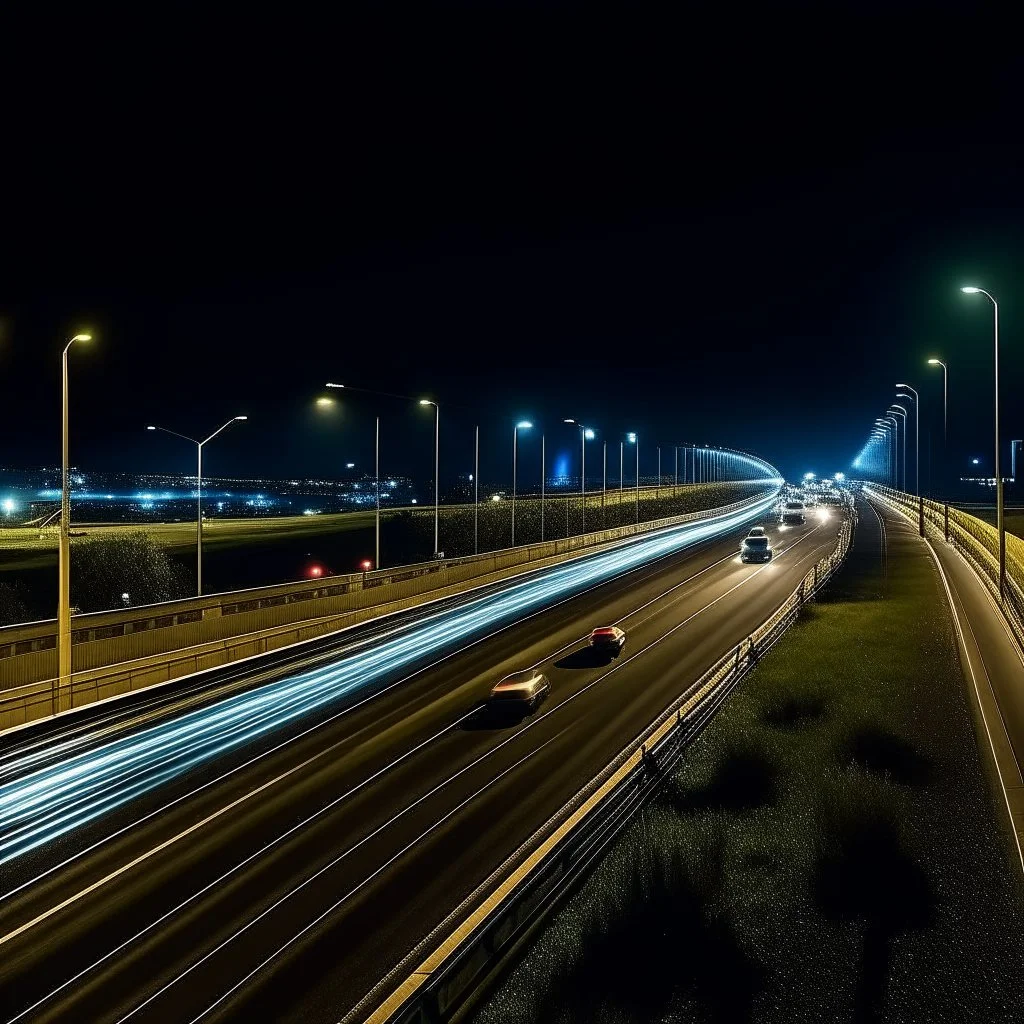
944, 502, 949, 542
919, 496, 925, 537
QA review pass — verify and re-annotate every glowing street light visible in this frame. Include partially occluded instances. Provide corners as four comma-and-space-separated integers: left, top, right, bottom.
146, 415, 247, 596
57, 332, 92, 711
420, 399, 440, 556
564, 419, 596, 532
962, 284, 1004, 600
887, 405, 907, 491
895, 384, 919, 497
511, 420, 533, 546
628, 432, 639, 523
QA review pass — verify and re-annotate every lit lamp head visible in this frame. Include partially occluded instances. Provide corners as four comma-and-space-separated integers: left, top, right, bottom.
627, 432, 637, 444
961, 286, 981, 294
517, 421, 533, 430
584, 428, 595, 440
927, 358, 941, 365
234, 416, 248, 421
71, 333, 92, 343
316, 397, 335, 408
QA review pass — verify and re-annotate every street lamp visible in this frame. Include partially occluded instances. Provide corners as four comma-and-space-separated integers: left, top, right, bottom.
420, 399, 440, 556
876, 419, 896, 486
962, 285, 1004, 601
887, 406, 907, 491
511, 420, 532, 546
927, 357, 948, 497
57, 332, 91, 711
564, 419, 595, 533
895, 384, 919, 497
147, 415, 247, 596
627, 432, 639, 523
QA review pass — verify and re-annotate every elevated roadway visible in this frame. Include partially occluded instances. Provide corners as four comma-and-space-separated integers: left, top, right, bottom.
0, 498, 846, 1023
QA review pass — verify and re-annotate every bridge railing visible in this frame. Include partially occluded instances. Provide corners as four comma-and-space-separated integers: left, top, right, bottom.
0, 485, 783, 726
864, 483, 1024, 648
351, 496, 854, 1024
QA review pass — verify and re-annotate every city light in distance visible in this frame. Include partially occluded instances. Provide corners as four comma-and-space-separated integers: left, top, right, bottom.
307, 564, 324, 578
345, 463, 355, 469
1, 498, 15, 515
360, 559, 373, 571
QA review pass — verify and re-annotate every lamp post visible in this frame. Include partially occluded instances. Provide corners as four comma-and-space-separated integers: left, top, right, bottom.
602, 441, 607, 527
962, 286, 1004, 601
420, 399, 440, 556
895, 384, 919, 497
564, 419, 595, 532
541, 433, 546, 541
511, 420, 532, 546
628, 432, 639, 524
878, 417, 898, 487
323, 384, 382, 569
147, 415, 247, 596
474, 425, 479, 555
928, 358, 948, 493
887, 407, 907, 491
57, 332, 91, 712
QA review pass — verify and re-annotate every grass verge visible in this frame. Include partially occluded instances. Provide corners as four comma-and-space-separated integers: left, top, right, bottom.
471, 502, 1024, 1024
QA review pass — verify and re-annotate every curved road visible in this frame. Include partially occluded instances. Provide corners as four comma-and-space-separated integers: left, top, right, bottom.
0, 504, 845, 1023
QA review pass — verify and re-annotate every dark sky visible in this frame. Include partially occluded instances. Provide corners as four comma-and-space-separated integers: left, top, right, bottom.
2, 6, 1022, 488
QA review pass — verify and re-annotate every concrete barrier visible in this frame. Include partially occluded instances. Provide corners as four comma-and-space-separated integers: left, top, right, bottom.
0, 486, 780, 729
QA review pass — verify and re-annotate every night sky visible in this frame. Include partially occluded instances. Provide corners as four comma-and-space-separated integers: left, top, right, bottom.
2, 8, 1022, 489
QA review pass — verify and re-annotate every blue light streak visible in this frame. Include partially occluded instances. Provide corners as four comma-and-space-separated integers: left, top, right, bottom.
0, 491, 779, 866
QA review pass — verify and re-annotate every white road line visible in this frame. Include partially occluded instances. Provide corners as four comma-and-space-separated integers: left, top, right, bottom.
7, 516, 832, 1021
925, 537, 1024, 875
115, 733, 566, 1024
0, 529, 741, 917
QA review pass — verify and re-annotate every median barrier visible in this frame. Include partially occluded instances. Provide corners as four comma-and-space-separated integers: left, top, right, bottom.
349, 501, 854, 1024
0, 485, 780, 729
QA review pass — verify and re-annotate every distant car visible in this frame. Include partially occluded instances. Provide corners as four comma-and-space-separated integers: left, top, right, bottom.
781, 501, 806, 525
488, 669, 550, 712
741, 534, 773, 563
746, 526, 767, 538
590, 626, 626, 652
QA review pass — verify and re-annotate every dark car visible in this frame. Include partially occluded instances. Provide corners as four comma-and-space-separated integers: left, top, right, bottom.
589, 626, 626, 652
741, 534, 773, 563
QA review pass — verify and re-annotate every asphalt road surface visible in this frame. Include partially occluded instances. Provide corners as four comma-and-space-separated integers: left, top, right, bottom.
0, 503, 845, 1024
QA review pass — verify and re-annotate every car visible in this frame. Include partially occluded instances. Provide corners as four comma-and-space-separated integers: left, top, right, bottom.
741, 534, 773, 562
488, 669, 551, 713
590, 625, 626, 652
746, 526, 767, 538
781, 500, 805, 525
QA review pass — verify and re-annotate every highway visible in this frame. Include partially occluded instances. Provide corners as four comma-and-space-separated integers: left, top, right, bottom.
0, 498, 846, 1023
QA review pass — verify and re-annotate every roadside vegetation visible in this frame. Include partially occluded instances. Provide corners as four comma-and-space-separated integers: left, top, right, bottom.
0, 481, 764, 620
473, 505, 1024, 1023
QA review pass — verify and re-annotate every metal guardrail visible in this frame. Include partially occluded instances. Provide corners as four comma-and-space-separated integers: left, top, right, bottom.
0, 488, 784, 729
0, 485, 779, 691
349, 500, 855, 1024
864, 484, 1024, 650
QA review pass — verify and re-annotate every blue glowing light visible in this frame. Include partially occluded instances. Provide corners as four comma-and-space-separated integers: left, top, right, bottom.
0, 490, 780, 865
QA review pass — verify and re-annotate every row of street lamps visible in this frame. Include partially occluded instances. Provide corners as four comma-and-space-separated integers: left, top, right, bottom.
854, 284, 1003, 601
52, 348, 768, 706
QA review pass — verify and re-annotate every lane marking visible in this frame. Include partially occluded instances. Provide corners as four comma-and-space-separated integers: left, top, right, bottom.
6, 516, 836, 1020
924, 535, 1024, 875
114, 733, 567, 1024
0, 524, 752, 914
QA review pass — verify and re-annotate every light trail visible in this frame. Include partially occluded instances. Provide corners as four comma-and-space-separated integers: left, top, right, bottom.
0, 492, 778, 867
